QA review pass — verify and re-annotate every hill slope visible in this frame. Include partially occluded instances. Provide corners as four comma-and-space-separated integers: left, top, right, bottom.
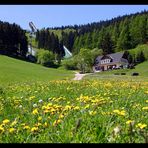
129, 61, 148, 77
0, 55, 73, 85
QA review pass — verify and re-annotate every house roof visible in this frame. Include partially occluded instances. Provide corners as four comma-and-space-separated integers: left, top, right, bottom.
95, 52, 126, 64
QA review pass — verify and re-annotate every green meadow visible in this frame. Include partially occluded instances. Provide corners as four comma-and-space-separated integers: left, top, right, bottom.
0, 55, 73, 85
0, 55, 147, 143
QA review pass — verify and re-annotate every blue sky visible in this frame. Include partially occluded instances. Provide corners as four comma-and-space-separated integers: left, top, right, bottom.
0, 5, 148, 30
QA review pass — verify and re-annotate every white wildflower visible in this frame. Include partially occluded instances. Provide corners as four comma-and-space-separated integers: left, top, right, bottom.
33, 104, 37, 108
39, 99, 43, 103
113, 126, 121, 135
19, 105, 22, 108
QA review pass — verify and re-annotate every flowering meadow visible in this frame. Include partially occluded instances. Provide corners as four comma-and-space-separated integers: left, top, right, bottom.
0, 79, 147, 143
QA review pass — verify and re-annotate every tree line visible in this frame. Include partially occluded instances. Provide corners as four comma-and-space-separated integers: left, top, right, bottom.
35, 29, 77, 59
34, 10, 148, 69
36, 10, 148, 58
0, 21, 28, 58
72, 10, 148, 54
47, 10, 148, 54
36, 29, 65, 62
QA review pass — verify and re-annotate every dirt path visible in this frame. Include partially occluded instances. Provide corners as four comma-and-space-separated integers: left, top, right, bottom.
72, 72, 87, 80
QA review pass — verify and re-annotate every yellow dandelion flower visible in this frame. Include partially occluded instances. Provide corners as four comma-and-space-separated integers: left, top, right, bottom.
31, 127, 38, 132
53, 119, 61, 126
42, 105, 46, 110
119, 110, 126, 116
101, 112, 106, 115
145, 91, 148, 94
126, 120, 134, 125
59, 114, 64, 119
44, 110, 50, 114
133, 103, 141, 108
56, 119, 61, 124
89, 111, 97, 116
74, 106, 80, 110
136, 123, 147, 129
23, 125, 30, 130
0, 126, 4, 134
21, 123, 26, 126
146, 100, 148, 103
113, 110, 120, 114
48, 116, 51, 120
38, 116, 42, 121
32, 108, 39, 115
43, 122, 48, 128
76, 98, 79, 101
2, 119, 10, 124
84, 104, 90, 109
35, 122, 42, 127
9, 128, 15, 133
142, 106, 148, 110
10, 120, 17, 127
47, 103, 52, 106
29, 96, 35, 100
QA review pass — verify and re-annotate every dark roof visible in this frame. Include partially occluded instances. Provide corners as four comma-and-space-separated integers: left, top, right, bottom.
95, 52, 127, 64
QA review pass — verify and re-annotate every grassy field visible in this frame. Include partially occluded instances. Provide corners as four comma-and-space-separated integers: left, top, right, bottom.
0, 79, 147, 143
0, 55, 148, 143
0, 55, 74, 85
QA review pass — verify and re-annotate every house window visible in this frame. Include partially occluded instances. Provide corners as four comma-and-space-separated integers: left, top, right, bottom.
107, 59, 111, 63
100, 59, 111, 64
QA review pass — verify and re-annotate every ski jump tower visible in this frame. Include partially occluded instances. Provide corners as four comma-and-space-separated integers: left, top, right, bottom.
63, 45, 72, 59
28, 22, 37, 56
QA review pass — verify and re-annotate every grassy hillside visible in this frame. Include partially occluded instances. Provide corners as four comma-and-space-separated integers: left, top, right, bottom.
49, 28, 76, 40
129, 44, 148, 60
0, 55, 74, 85
128, 61, 148, 77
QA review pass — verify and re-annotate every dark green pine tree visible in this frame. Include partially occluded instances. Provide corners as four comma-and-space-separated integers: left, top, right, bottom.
136, 51, 145, 63
92, 29, 99, 49
97, 27, 105, 49
44, 29, 50, 50
117, 18, 131, 50
130, 15, 147, 48
78, 35, 86, 49
67, 31, 75, 52
139, 51, 145, 62
85, 32, 93, 49
50, 32, 56, 53
146, 16, 148, 42
128, 54, 133, 64
99, 30, 114, 54
111, 22, 119, 50
38, 29, 45, 49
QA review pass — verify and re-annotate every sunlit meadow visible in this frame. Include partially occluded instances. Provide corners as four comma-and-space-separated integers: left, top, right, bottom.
0, 79, 147, 143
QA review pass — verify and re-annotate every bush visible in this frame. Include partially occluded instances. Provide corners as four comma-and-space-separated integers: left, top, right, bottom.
131, 72, 139, 76
36, 49, 54, 67
62, 58, 78, 70
121, 73, 126, 75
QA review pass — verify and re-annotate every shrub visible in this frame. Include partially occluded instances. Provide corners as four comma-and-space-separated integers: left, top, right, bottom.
36, 49, 54, 67
131, 72, 139, 76
62, 58, 78, 70
121, 73, 126, 75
